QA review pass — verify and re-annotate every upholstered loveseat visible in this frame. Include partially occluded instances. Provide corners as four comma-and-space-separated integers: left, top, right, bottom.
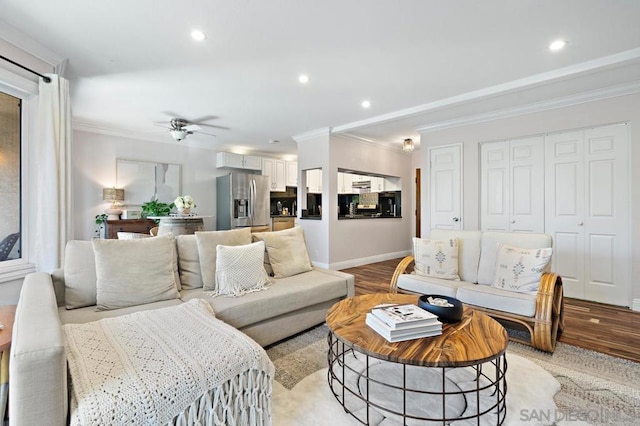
10, 226, 354, 426
390, 229, 564, 353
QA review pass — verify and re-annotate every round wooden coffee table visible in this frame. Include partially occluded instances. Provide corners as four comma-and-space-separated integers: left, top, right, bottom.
326, 294, 508, 425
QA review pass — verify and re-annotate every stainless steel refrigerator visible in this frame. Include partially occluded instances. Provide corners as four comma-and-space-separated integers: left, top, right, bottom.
216, 173, 270, 230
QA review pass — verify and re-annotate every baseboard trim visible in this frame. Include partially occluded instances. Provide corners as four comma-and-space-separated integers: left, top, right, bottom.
632, 299, 640, 312
327, 250, 411, 271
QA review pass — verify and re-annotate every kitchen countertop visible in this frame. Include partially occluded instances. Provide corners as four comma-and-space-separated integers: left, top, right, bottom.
270, 214, 296, 218
338, 214, 402, 219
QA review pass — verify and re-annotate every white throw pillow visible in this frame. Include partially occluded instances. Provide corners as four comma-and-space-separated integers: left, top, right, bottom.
492, 243, 553, 293
195, 228, 253, 292
252, 226, 313, 278
213, 241, 270, 297
92, 234, 181, 310
413, 237, 460, 280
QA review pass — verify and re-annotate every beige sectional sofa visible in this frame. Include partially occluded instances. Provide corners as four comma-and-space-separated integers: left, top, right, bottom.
390, 229, 564, 353
10, 227, 354, 426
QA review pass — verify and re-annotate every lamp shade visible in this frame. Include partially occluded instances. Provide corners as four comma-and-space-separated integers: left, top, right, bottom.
103, 188, 125, 202
403, 138, 415, 152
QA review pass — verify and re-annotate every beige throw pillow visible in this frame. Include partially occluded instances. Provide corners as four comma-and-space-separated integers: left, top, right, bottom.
492, 243, 552, 293
64, 240, 98, 309
195, 228, 252, 292
251, 233, 274, 276
212, 241, 270, 297
92, 235, 181, 310
413, 237, 460, 280
253, 226, 312, 278
176, 235, 204, 289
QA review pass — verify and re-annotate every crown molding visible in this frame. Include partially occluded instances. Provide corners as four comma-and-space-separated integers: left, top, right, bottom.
416, 80, 640, 134
292, 127, 331, 143
332, 48, 640, 134
0, 20, 64, 67
334, 132, 413, 153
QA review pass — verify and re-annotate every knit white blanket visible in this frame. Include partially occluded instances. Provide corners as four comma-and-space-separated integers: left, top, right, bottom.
63, 299, 274, 426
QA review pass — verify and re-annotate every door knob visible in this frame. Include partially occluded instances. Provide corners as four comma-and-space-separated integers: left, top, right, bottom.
452, 217, 460, 222
511, 220, 516, 224
578, 222, 584, 226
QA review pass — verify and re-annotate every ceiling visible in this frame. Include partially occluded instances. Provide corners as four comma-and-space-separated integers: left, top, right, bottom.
2, 0, 640, 155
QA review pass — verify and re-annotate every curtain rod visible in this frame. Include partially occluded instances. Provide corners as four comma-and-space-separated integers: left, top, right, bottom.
0, 54, 51, 83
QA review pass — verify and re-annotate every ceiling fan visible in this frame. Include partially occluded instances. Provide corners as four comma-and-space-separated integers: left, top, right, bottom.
156, 114, 228, 142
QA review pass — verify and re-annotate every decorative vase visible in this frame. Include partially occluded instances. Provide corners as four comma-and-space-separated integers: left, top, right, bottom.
178, 208, 191, 215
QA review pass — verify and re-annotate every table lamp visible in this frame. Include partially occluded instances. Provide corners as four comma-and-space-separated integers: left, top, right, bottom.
103, 187, 125, 220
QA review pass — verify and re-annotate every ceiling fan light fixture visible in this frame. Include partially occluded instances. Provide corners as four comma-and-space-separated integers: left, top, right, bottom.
403, 138, 415, 152
170, 129, 189, 141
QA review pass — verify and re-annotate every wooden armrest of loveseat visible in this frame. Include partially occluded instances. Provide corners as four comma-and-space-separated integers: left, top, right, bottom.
388, 256, 564, 352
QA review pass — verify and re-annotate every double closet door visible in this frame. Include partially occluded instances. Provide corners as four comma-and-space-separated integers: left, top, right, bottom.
481, 123, 630, 306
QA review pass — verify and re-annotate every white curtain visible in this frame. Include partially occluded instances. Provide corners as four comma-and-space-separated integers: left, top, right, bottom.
34, 74, 72, 272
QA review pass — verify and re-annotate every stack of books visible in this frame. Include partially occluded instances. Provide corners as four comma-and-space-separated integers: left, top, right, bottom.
366, 304, 442, 342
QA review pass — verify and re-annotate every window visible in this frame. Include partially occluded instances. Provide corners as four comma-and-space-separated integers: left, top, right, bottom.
0, 91, 21, 263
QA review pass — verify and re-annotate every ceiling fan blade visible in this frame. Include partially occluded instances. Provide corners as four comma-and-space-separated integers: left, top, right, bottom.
197, 123, 230, 130
184, 124, 201, 132
196, 130, 217, 137
190, 115, 219, 124
152, 123, 170, 129
161, 111, 182, 118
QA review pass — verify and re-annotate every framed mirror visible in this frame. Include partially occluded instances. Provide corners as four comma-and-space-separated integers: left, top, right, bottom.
116, 159, 181, 206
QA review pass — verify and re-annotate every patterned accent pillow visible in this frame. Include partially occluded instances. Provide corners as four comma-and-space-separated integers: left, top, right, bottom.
412, 237, 460, 280
492, 243, 553, 293
212, 241, 271, 297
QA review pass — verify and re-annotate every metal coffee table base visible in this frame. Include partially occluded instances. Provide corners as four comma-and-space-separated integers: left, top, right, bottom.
327, 333, 507, 425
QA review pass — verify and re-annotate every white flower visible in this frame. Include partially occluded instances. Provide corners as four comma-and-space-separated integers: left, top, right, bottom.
174, 195, 196, 210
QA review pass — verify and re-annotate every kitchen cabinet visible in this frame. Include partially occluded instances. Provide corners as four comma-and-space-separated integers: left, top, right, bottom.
306, 169, 322, 193
370, 176, 384, 192
272, 216, 295, 231
383, 176, 401, 191
262, 158, 286, 191
216, 152, 262, 170
337, 172, 355, 194
285, 161, 298, 187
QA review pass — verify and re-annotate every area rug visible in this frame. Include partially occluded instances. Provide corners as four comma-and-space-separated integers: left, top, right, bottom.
266, 324, 640, 426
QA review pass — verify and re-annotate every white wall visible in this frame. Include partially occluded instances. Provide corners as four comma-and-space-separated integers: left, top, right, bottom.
73, 130, 227, 240
295, 130, 331, 265
418, 92, 640, 305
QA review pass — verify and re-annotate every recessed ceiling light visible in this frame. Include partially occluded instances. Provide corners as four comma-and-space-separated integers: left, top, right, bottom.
298, 74, 309, 84
269, 139, 280, 144
549, 39, 567, 51
191, 30, 207, 41
361, 100, 371, 109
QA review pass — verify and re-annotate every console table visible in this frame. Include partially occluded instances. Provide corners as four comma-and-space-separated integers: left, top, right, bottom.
105, 219, 157, 239
326, 293, 508, 425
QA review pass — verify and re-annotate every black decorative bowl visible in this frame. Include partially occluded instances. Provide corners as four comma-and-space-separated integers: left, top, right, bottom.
418, 294, 463, 323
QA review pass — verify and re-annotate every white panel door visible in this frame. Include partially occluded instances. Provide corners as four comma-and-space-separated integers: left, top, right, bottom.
481, 141, 509, 231
430, 145, 462, 230
545, 130, 585, 299
545, 124, 629, 305
583, 125, 629, 305
510, 136, 544, 233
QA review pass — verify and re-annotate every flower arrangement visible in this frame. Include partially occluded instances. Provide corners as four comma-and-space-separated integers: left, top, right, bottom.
174, 195, 196, 212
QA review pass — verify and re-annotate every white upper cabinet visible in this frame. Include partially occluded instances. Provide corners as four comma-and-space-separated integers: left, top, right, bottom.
337, 172, 354, 194
306, 169, 322, 193
216, 152, 262, 170
262, 158, 286, 192
383, 176, 401, 191
370, 176, 384, 192
285, 161, 298, 187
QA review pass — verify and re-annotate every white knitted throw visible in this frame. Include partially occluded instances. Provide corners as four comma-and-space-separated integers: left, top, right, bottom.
63, 299, 274, 426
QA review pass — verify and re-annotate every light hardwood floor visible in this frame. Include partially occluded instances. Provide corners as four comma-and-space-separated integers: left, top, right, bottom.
341, 257, 640, 363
